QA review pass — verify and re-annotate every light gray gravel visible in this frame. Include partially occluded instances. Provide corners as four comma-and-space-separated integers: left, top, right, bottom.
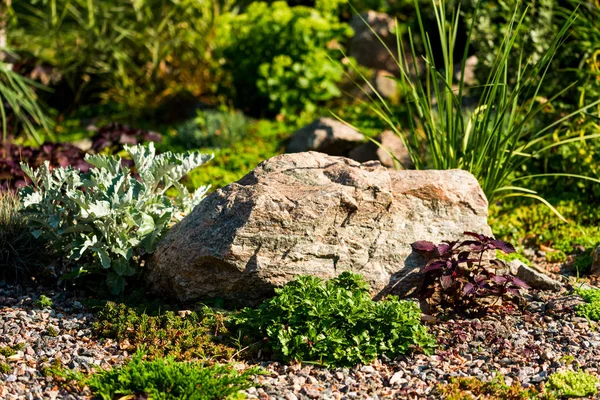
2, 281, 600, 399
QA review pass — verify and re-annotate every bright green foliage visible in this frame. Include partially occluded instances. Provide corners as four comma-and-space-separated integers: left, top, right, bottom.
496, 250, 532, 266
19, 143, 213, 293
8, 0, 231, 113
0, 191, 48, 282
546, 370, 598, 398
93, 302, 236, 361
218, 1, 352, 118
233, 272, 436, 367
575, 288, 600, 321
86, 349, 260, 400
174, 109, 250, 150
35, 294, 53, 309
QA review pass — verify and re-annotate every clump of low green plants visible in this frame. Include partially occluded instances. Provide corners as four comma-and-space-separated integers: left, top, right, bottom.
0, 343, 25, 357
35, 294, 53, 309
0, 191, 47, 282
546, 370, 598, 398
174, 109, 250, 150
93, 302, 236, 361
575, 288, 600, 321
436, 374, 551, 399
85, 349, 261, 400
20, 143, 213, 293
233, 272, 436, 367
0, 362, 10, 374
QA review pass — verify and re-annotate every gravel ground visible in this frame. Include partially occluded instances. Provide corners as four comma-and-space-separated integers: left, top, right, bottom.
1, 281, 600, 399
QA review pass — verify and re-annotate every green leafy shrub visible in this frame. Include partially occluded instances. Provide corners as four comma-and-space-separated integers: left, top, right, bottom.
575, 288, 600, 321
93, 302, 236, 361
19, 143, 213, 293
546, 370, 598, 398
174, 109, 250, 150
0, 191, 48, 282
0, 362, 10, 374
218, 1, 352, 118
233, 272, 436, 367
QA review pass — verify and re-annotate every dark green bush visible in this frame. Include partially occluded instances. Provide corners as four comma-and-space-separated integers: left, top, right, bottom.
174, 109, 250, 150
233, 272, 436, 367
85, 349, 260, 400
217, 1, 352, 118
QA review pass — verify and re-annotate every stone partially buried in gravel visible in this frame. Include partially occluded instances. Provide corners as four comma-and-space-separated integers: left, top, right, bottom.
147, 152, 492, 303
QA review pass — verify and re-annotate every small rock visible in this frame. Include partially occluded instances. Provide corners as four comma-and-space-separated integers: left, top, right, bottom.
510, 260, 562, 291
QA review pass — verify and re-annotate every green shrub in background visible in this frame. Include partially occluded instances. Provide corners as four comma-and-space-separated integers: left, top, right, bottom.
174, 109, 250, 150
233, 272, 436, 367
218, 1, 352, 118
19, 143, 213, 293
0, 191, 48, 282
84, 349, 260, 400
8, 0, 231, 115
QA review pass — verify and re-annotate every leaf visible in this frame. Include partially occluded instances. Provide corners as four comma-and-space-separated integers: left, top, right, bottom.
96, 248, 112, 269
510, 276, 530, 289
137, 213, 155, 237
490, 239, 516, 254
463, 283, 476, 296
440, 274, 454, 290
411, 241, 436, 253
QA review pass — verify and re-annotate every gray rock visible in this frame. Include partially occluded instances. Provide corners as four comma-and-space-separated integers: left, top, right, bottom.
147, 152, 491, 303
348, 130, 414, 169
509, 260, 562, 292
286, 118, 364, 156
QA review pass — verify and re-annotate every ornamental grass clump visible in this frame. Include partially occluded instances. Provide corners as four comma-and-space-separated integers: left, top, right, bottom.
233, 272, 436, 367
19, 143, 213, 294
351, 0, 600, 207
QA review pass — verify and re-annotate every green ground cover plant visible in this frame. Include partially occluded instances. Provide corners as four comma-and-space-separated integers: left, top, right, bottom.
545, 370, 598, 398
19, 143, 213, 293
233, 272, 436, 367
575, 288, 600, 321
218, 1, 352, 118
436, 374, 550, 399
43, 349, 260, 400
93, 302, 236, 361
491, 198, 600, 271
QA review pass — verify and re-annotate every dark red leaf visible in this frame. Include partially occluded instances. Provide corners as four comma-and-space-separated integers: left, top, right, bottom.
412, 241, 437, 253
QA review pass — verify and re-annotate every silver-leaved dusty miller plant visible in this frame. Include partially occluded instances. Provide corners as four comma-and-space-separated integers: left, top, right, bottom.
20, 143, 213, 293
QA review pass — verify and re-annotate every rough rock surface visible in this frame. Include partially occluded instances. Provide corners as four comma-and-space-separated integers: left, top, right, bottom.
348, 130, 414, 169
286, 118, 364, 156
509, 260, 563, 292
147, 152, 492, 303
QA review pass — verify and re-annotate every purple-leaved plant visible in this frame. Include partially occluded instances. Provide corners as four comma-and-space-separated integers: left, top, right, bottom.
412, 232, 529, 315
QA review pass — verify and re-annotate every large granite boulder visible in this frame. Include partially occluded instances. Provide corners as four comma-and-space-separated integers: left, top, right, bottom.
147, 152, 492, 303
286, 118, 364, 156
